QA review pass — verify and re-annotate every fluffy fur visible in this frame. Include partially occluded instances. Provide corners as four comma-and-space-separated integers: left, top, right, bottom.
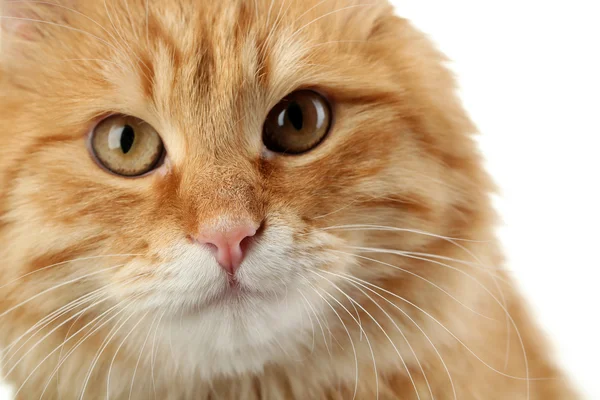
0, 0, 578, 399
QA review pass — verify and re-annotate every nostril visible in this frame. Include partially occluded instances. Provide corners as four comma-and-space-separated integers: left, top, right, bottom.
239, 234, 254, 255
255, 220, 266, 237
239, 220, 264, 253
193, 219, 265, 274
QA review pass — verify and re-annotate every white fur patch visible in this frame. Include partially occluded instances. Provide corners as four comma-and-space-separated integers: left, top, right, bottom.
117, 218, 348, 379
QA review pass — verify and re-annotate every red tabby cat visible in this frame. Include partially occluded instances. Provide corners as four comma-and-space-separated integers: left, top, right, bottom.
0, 0, 578, 399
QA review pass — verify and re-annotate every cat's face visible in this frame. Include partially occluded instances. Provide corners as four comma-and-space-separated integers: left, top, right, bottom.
0, 0, 485, 377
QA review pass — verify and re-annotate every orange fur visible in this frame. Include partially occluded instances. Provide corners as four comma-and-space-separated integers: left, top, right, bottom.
0, 1, 578, 399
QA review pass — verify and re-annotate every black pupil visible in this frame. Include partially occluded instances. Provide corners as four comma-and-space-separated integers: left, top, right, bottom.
287, 102, 303, 131
120, 125, 135, 154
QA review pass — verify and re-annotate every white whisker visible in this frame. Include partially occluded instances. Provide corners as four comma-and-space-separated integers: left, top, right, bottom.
305, 39, 367, 52
303, 284, 359, 400
297, 290, 331, 356
14, 296, 132, 399
1, 287, 106, 364
41, 299, 138, 399
101, 0, 152, 78
306, 276, 379, 400
5, 295, 110, 380
331, 271, 452, 400
311, 270, 421, 400
0, 254, 138, 290
340, 272, 458, 400
340, 274, 538, 384
289, 4, 376, 41
79, 304, 139, 400
106, 310, 151, 400
4, 0, 138, 72
318, 224, 487, 243
0, 15, 124, 60
351, 245, 514, 359
150, 310, 167, 399
333, 249, 495, 320
298, 293, 316, 353
0, 264, 125, 319
342, 246, 529, 393
128, 311, 158, 400
290, 0, 332, 27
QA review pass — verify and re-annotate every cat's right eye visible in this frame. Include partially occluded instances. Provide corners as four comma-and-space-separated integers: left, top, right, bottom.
90, 115, 164, 177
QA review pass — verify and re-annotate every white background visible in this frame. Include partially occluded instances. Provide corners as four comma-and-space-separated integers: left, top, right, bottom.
1, 1, 599, 398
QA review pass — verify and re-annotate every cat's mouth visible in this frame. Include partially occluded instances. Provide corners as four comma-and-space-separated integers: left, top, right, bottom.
192, 281, 278, 312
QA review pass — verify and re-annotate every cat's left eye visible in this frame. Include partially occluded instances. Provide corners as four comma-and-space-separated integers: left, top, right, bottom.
263, 90, 332, 154
90, 115, 164, 177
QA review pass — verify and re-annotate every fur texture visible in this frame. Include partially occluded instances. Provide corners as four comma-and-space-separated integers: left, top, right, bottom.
0, 0, 578, 399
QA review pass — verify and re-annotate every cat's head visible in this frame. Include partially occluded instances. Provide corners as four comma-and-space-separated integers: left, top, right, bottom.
0, 0, 491, 377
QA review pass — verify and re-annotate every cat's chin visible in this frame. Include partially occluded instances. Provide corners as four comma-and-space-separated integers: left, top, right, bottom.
153, 287, 315, 378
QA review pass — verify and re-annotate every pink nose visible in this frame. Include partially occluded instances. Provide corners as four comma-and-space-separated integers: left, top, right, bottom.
195, 222, 259, 274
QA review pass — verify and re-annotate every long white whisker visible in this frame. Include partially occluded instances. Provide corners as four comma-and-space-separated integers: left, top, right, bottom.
333, 249, 495, 320
0, 15, 124, 59
351, 245, 514, 363
311, 199, 359, 220
5, 0, 137, 71
128, 311, 158, 400
317, 224, 487, 243
305, 39, 367, 51
265, 0, 276, 28
341, 274, 537, 385
2, 287, 106, 364
102, 0, 152, 77
345, 226, 514, 372
51, 276, 138, 396
289, 4, 378, 41
263, 0, 293, 51
311, 270, 421, 400
0, 264, 124, 319
290, 0, 332, 26
329, 271, 447, 400
298, 293, 316, 353
305, 276, 379, 400
348, 296, 363, 341
0, 254, 138, 290
351, 246, 510, 299
36, 297, 138, 399
105, 310, 151, 400
4, 295, 112, 379
340, 272, 457, 400
320, 303, 341, 350
297, 290, 331, 357
150, 310, 167, 399
303, 284, 359, 400
346, 246, 528, 393
13, 296, 127, 399
389, 250, 511, 274
79, 304, 139, 400
332, 272, 435, 400
4, 295, 100, 371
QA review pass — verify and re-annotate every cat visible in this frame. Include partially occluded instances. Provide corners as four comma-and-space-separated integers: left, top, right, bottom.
0, 0, 579, 399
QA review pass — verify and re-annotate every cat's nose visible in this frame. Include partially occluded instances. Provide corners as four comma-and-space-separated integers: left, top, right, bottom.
194, 221, 259, 275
